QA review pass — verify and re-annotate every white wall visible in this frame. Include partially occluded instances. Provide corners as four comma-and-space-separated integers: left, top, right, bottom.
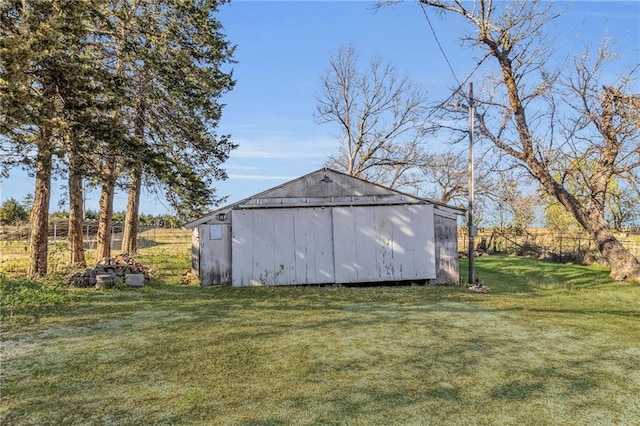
230, 204, 435, 286
231, 207, 334, 286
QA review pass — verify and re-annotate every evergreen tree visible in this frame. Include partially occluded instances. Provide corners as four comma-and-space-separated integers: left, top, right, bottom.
89, 0, 236, 257
0, 198, 29, 225
1, 0, 118, 275
120, 0, 236, 251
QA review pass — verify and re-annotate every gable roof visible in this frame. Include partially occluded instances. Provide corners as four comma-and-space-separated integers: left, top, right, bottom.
185, 168, 464, 228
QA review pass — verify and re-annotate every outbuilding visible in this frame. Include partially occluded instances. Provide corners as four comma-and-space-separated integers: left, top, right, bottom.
186, 168, 463, 287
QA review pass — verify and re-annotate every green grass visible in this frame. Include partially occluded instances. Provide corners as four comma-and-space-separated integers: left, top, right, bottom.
1, 256, 639, 425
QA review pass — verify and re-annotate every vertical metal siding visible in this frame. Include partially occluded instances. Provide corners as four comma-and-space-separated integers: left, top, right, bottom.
231, 204, 436, 286
191, 228, 200, 279
231, 211, 254, 286
433, 213, 460, 285
333, 205, 436, 283
232, 208, 335, 286
197, 223, 232, 285
293, 208, 335, 284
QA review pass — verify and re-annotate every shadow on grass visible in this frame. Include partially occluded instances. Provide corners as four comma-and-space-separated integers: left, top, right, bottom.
464, 255, 617, 292
3, 271, 639, 425
489, 380, 546, 400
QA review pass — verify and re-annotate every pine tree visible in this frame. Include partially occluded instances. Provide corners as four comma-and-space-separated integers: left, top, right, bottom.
106, 0, 236, 253
1, 0, 117, 275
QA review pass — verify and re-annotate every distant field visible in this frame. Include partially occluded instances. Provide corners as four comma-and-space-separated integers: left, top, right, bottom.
1, 256, 638, 425
3, 224, 639, 279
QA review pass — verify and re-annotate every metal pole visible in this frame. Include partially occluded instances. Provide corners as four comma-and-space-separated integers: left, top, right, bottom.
468, 82, 475, 285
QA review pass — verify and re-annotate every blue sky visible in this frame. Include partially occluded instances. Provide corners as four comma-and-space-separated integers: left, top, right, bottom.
1, 0, 638, 216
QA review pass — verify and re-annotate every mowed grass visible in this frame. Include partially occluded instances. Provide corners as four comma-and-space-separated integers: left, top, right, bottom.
1, 256, 639, 425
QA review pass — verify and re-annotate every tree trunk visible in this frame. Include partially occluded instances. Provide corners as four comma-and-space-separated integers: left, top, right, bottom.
585, 212, 640, 282
67, 136, 86, 266
533, 162, 640, 282
122, 94, 145, 255
28, 135, 53, 277
493, 40, 640, 283
95, 156, 117, 261
122, 165, 142, 254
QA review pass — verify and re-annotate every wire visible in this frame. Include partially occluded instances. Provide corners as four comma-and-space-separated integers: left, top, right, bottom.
420, 2, 460, 87
418, 1, 491, 122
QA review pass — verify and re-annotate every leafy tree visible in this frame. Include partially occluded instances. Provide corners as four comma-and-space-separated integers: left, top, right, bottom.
544, 199, 580, 233
112, 211, 126, 223
0, 198, 29, 225
21, 193, 33, 212
138, 213, 155, 226
316, 45, 429, 190
49, 211, 68, 220
543, 176, 639, 232
84, 209, 99, 221
417, 0, 640, 282
605, 179, 639, 230
1, 0, 115, 275
83, 0, 236, 257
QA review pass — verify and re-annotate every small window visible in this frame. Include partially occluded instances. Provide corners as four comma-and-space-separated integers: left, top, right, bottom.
209, 224, 222, 240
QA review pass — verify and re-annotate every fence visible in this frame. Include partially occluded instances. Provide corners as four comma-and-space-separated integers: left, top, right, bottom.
0, 222, 192, 277
458, 228, 640, 264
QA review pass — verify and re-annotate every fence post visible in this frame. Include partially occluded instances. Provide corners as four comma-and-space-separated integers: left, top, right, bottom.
559, 235, 563, 261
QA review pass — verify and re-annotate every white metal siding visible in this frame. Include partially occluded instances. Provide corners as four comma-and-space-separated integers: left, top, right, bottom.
197, 223, 232, 285
333, 205, 436, 283
231, 204, 435, 286
293, 208, 335, 284
232, 208, 334, 286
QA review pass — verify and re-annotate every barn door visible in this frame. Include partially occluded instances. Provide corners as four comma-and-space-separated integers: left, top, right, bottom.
231, 208, 334, 286
332, 205, 436, 283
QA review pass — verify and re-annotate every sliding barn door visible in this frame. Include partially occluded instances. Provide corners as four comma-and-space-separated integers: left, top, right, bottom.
332, 205, 436, 283
231, 208, 334, 286
231, 204, 435, 286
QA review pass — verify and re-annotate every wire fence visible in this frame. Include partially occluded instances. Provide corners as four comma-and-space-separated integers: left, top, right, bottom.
4, 222, 640, 275
1, 222, 192, 276
459, 228, 640, 264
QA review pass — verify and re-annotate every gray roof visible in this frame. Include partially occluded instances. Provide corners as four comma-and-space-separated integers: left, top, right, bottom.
185, 168, 464, 228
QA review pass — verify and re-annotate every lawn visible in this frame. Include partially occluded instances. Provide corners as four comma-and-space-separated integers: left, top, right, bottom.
1, 256, 639, 425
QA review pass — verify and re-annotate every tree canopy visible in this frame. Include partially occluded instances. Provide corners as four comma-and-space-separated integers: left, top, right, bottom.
416, 0, 640, 281
0, 0, 236, 274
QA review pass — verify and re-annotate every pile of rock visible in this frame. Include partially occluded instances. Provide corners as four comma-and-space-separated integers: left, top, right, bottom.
468, 279, 490, 293
67, 254, 152, 288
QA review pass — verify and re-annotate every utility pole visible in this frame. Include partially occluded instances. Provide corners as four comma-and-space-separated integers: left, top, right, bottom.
468, 82, 476, 285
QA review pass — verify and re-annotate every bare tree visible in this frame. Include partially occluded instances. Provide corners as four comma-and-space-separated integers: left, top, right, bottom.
493, 172, 539, 232
316, 45, 429, 190
419, 149, 498, 205
418, 0, 640, 282
420, 151, 467, 203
